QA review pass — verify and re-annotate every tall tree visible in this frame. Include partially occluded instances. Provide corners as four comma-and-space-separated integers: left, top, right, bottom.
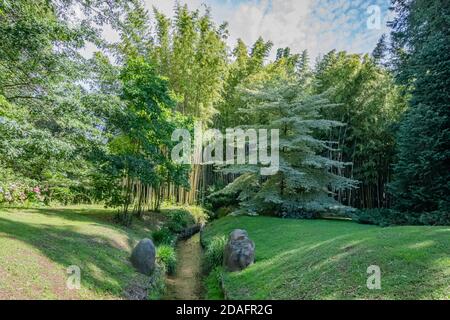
89, 2, 191, 220
215, 37, 274, 129
0, 0, 110, 203
214, 78, 356, 217
372, 34, 388, 66
152, 4, 228, 122
389, 0, 450, 224
314, 51, 406, 209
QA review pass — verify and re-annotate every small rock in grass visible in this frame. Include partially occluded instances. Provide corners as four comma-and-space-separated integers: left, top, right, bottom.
131, 238, 156, 276
223, 229, 255, 272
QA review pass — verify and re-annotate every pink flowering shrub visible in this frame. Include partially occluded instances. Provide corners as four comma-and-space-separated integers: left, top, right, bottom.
0, 170, 45, 205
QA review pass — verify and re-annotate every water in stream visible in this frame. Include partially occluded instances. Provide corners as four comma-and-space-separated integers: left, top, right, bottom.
164, 233, 204, 300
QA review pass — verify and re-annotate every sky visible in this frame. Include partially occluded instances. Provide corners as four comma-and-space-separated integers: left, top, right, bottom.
82, 0, 393, 61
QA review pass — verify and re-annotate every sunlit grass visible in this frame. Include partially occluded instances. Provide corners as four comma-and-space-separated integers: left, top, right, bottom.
0, 205, 162, 299
202, 216, 450, 300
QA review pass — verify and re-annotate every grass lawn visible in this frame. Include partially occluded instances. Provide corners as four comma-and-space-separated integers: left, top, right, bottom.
0, 205, 167, 299
202, 216, 450, 300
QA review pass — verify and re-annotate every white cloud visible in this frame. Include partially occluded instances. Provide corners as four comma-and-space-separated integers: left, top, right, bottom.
210, 0, 389, 60
81, 0, 390, 61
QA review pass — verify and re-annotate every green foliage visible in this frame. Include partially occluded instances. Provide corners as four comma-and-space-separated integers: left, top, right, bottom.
388, 0, 450, 224
95, 42, 192, 217
0, 169, 43, 206
216, 77, 357, 217
166, 220, 187, 234
351, 208, 409, 227
152, 227, 175, 246
165, 209, 190, 233
208, 175, 252, 211
0, 0, 194, 214
417, 211, 450, 226
372, 34, 388, 66
0, 0, 118, 207
203, 235, 227, 273
204, 267, 225, 300
164, 205, 209, 226
208, 194, 239, 214
152, 4, 228, 122
185, 205, 209, 225
156, 245, 177, 275
215, 206, 236, 219
313, 51, 407, 209
215, 37, 274, 129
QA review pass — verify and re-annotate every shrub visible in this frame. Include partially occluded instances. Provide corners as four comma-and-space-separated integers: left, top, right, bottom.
152, 227, 175, 246
0, 169, 45, 206
163, 205, 209, 232
216, 206, 236, 219
207, 192, 239, 212
419, 211, 450, 226
166, 220, 184, 233
352, 208, 450, 226
156, 245, 177, 275
166, 209, 189, 233
351, 208, 408, 227
187, 205, 209, 225
203, 235, 227, 273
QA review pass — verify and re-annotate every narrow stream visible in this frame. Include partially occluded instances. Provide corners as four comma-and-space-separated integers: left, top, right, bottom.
163, 233, 204, 300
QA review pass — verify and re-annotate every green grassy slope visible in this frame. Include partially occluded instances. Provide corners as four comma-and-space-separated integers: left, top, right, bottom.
202, 216, 450, 300
0, 206, 162, 299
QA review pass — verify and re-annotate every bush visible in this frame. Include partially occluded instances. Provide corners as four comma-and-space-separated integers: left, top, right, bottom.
203, 235, 227, 273
187, 205, 209, 225
156, 245, 177, 275
351, 208, 409, 227
152, 227, 175, 246
163, 205, 209, 233
352, 208, 450, 226
419, 211, 450, 226
216, 206, 235, 219
166, 220, 184, 233
207, 193, 239, 212
166, 209, 189, 233
0, 169, 45, 206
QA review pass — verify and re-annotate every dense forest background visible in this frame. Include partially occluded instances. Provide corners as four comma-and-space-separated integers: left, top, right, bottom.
0, 0, 448, 226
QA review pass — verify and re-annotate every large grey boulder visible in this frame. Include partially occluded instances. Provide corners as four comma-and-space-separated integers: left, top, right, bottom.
131, 238, 156, 276
223, 229, 255, 272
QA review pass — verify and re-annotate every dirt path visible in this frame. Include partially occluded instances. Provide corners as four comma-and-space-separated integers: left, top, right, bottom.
164, 233, 203, 300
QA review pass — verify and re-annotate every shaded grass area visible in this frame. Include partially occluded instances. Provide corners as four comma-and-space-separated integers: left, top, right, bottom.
0, 205, 169, 299
202, 216, 450, 300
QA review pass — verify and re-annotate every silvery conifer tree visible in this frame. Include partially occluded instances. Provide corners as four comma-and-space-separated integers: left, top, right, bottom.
215, 78, 357, 218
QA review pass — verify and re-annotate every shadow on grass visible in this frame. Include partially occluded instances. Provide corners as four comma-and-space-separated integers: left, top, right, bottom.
0, 214, 140, 298
25, 207, 116, 223
2, 206, 161, 238
208, 217, 450, 300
